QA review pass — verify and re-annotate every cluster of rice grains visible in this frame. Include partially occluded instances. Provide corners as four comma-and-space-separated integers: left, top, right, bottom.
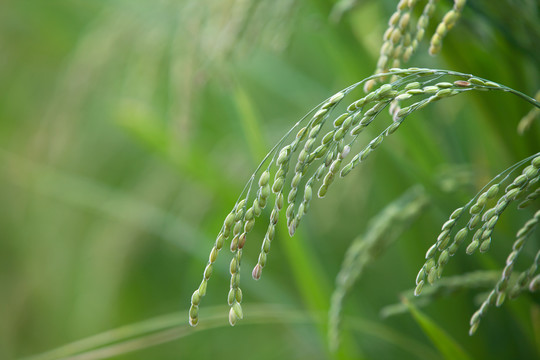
416, 154, 540, 335
189, 68, 531, 327
365, 0, 467, 92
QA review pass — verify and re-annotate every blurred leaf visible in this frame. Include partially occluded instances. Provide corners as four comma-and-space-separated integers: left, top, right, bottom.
404, 298, 472, 360
22, 304, 439, 360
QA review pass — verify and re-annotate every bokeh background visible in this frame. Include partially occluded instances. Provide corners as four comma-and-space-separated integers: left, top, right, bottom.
1, 0, 539, 359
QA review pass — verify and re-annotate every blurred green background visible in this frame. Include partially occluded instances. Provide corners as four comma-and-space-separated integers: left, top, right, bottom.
1, 0, 539, 359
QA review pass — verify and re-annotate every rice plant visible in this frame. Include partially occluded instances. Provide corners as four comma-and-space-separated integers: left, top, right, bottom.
3, 1, 539, 360
188, 0, 540, 353
190, 68, 540, 331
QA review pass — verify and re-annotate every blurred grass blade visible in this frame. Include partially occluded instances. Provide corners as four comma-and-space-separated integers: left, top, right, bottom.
344, 318, 439, 360
233, 84, 268, 161
22, 304, 438, 360
404, 298, 472, 360
20, 305, 306, 360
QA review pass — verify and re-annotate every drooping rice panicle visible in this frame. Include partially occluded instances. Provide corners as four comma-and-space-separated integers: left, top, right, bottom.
509, 246, 540, 300
189, 89, 345, 325
429, 0, 467, 55
365, 0, 418, 92
367, 0, 469, 91
285, 117, 327, 233
252, 90, 349, 280
188, 203, 241, 326
402, 0, 439, 63
227, 200, 248, 325
190, 68, 540, 326
469, 210, 540, 335
416, 153, 540, 294
252, 145, 292, 282
465, 156, 540, 255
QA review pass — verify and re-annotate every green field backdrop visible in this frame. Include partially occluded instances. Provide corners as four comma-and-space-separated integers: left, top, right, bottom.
1, 1, 539, 359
